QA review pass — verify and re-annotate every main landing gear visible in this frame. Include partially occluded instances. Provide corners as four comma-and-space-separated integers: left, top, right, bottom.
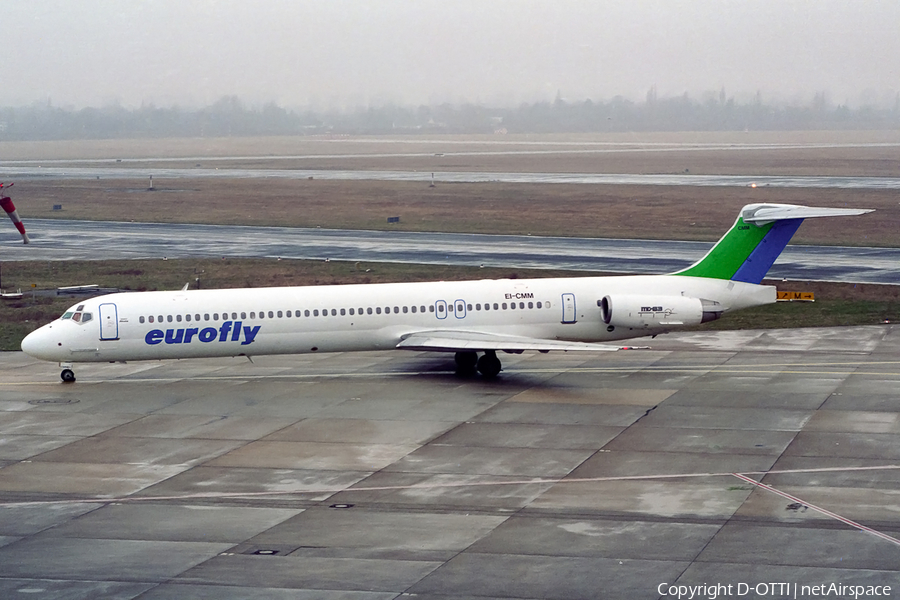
454, 350, 502, 379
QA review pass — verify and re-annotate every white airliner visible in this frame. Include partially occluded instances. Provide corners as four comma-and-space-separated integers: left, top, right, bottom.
21, 203, 871, 382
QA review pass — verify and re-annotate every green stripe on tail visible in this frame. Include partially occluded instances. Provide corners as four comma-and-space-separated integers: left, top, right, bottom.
676, 217, 774, 280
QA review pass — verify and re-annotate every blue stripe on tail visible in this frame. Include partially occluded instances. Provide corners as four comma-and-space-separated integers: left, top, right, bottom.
731, 219, 803, 284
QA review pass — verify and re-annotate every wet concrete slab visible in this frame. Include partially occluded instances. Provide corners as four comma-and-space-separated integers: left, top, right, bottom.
0, 324, 898, 598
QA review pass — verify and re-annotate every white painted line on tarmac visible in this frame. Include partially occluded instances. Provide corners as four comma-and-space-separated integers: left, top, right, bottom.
731, 472, 900, 547
4, 464, 900, 508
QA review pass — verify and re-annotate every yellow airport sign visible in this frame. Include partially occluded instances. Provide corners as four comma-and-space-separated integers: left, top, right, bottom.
777, 291, 815, 302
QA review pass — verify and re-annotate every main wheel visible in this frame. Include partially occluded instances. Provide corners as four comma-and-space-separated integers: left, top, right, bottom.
454, 351, 478, 374
60, 369, 76, 383
476, 351, 502, 379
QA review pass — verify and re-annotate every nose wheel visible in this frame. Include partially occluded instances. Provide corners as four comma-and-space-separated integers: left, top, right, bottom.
60, 369, 76, 383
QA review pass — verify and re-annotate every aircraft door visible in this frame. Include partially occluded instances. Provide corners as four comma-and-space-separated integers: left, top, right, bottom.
99, 303, 119, 340
454, 299, 467, 319
435, 300, 447, 320
561, 293, 576, 324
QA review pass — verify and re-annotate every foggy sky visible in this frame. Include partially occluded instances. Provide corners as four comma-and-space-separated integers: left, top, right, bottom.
3, 0, 899, 110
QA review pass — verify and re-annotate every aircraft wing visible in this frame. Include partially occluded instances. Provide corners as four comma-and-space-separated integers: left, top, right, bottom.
396, 330, 626, 352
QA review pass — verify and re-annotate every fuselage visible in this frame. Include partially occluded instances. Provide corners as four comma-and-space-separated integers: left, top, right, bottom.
21, 274, 774, 364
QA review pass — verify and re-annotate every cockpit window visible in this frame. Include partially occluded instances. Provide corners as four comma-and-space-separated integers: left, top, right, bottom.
62, 308, 92, 323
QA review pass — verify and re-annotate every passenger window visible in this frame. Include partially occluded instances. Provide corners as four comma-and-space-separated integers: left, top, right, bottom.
213, 313, 219, 320
367, 308, 373, 315
167, 315, 173, 322
250, 312, 256, 319
241, 312, 247, 319
185, 314, 191, 322
204, 314, 210, 321
519, 302, 525, 309
277, 311, 283, 318
536, 301, 542, 309
349, 308, 354, 315
376, 307, 382, 314
502, 303, 508, 310
438, 304, 444, 313
195, 314, 201, 321
177, 315, 183, 322
420, 306, 426, 313
510, 303, 516, 310
402, 306, 408, 314
528, 302, 534, 309
358, 307, 364, 314
305, 310, 310, 317
484, 303, 490, 311
493, 303, 499, 310
140, 316, 145, 324
411, 306, 417, 313
341, 308, 346, 316
148, 316, 153, 323
475, 304, 481, 311
331, 309, 337, 316
158, 315, 163, 323
268, 311, 274, 318
295, 310, 301, 317
313, 309, 319, 317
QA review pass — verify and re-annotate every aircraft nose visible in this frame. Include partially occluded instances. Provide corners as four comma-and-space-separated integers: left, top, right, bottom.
21, 324, 61, 361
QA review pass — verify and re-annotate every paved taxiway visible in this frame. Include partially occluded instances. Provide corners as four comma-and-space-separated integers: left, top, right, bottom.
1, 325, 900, 598
6, 219, 900, 284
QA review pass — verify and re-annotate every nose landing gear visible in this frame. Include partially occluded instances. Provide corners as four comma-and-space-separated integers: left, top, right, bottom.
59, 363, 76, 383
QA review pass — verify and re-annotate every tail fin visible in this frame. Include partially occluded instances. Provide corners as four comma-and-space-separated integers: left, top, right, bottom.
675, 203, 873, 284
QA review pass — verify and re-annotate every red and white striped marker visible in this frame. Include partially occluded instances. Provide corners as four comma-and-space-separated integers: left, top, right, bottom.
0, 183, 29, 244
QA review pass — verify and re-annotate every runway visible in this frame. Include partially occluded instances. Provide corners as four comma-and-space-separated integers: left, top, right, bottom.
4, 218, 899, 284
3, 165, 900, 189
1, 325, 899, 598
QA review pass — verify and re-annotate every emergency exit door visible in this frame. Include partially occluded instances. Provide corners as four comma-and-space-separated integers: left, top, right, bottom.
561, 293, 576, 324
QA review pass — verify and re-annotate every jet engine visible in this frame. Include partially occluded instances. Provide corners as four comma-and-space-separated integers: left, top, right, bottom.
598, 295, 721, 329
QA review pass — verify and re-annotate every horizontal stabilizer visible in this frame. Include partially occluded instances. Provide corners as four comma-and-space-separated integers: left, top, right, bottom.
397, 330, 623, 353
743, 204, 874, 225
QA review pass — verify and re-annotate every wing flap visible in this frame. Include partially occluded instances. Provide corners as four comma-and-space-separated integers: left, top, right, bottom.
396, 330, 624, 352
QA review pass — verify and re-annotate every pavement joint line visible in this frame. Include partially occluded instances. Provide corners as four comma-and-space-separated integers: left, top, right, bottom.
2, 464, 899, 509
731, 472, 900, 547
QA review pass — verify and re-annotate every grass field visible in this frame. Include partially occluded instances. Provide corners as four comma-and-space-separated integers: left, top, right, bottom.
5, 131, 899, 246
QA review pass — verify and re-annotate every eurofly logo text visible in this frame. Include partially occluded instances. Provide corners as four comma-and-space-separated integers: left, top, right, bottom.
144, 321, 260, 346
